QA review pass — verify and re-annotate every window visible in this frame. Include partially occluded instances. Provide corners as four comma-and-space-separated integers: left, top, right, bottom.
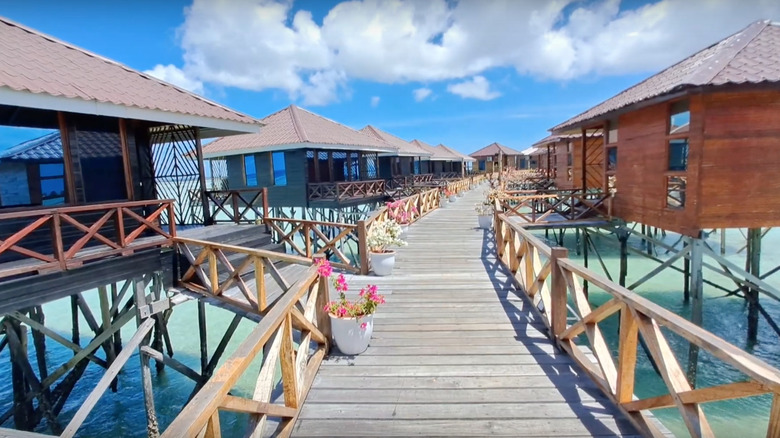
667, 176, 687, 208
39, 163, 65, 205
607, 119, 619, 144
244, 155, 257, 186
669, 100, 690, 134
271, 151, 287, 186
414, 160, 421, 174
607, 147, 617, 172
668, 139, 689, 171
567, 153, 573, 167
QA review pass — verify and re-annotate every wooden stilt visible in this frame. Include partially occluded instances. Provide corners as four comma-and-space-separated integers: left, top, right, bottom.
683, 240, 691, 303
720, 228, 727, 255
70, 295, 80, 346
746, 228, 762, 345
582, 228, 589, 297
198, 300, 208, 375
686, 237, 704, 386
134, 276, 160, 438
7, 319, 34, 431
618, 229, 629, 287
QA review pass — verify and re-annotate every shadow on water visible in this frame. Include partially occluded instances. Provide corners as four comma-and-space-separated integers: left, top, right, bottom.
477, 227, 639, 437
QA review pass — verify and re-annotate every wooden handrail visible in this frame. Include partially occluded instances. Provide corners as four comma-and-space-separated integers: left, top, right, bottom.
493, 213, 780, 437
161, 263, 329, 438
263, 218, 360, 273
0, 200, 176, 279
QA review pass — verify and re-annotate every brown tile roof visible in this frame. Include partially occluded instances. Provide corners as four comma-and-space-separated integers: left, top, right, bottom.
360, 125, 432, 157
0, 16, 259, 133
202, 105, 397, 158
552, 20, 780, 132
469, 142, 524, 158
437, 144, 476, 161
410, 139, 453, 161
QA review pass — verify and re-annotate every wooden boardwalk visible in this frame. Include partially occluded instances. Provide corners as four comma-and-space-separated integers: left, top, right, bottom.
293, 188, 641, 437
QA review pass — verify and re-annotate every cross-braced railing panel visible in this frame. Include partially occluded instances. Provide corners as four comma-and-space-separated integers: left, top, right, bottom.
498, 190, 611, 223
175, 236, 312, 313
161, 264, 330, 438
205, 188, 268, 225
493, 213, 780, 438
264, 218, 360, 273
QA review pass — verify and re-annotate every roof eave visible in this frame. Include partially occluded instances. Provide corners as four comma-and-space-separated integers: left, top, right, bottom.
203, 141, 397, 159
0, 86, 262, 138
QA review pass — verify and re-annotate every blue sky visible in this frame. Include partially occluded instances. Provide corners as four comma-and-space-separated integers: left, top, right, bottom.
1, 0, 778, 154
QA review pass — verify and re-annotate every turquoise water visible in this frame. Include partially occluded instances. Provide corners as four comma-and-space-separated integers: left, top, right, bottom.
1, 224, 778, 436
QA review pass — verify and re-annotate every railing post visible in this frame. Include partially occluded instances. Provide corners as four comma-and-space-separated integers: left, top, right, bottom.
305, 223, 312, 258
313, 254, 332, 344
550, 247, 568, 340
231, 192, 240, 224
167, 202, 177, 237
51, 212, 66, 269
261, 187, 269, 220
358, 220, 369, 275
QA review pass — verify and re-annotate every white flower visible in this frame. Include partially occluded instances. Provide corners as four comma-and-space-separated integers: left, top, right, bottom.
367, 219, 407, 252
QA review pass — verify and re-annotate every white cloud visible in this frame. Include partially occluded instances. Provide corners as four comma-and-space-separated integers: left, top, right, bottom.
370, 96, 380, 107
159, 0, 780, 104
447, 76, 500, 100
413, 87, 432, 102
144, 64, 204, 95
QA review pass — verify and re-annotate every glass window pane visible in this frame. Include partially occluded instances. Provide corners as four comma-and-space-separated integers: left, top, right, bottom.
668, 139, 689, 171
607, 147, 618, 171
607, 119, 619, 144
670, 101, 690, 134
41, 177, 65, 200
667, 175, 687, 208
244, 155, 257, 186
272, 152, 287, 186
40, 163, 64, 177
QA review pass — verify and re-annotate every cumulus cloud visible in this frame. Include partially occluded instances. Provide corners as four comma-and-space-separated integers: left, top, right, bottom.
159, 0, 780, 104
413, 87, 432, 102
447, 76, 500, 100
370, 96, 381, 107
144, 64, 204, 95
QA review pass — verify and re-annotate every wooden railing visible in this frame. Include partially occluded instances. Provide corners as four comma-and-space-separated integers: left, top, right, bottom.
0, 200, 175, 279
446, 178, 470, 195
307, 180, 386, 202
386, 174, 435, 190
498, 190, 610, 223
162, 258, 329, 438
204, 188, 268, 225
264, 218, 360, 273
174, 236, 312, 313
493, 213, 780, 437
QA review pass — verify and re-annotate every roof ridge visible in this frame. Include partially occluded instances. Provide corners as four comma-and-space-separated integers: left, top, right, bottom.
288, 105, 310, 143
684, 20, 769, 85
0, 16, 257, 122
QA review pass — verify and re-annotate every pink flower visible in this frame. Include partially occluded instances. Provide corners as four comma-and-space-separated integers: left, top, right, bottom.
334, 274, 349, 292
316, 259, 333, 278
360, 322, 367, 330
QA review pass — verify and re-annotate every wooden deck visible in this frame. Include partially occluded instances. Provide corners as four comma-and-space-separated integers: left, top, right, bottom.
293, 189, 642, 437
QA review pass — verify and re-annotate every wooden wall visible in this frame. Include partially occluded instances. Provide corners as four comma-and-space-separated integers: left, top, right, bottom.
697, 89, 780, 229
612, 95, 703, 236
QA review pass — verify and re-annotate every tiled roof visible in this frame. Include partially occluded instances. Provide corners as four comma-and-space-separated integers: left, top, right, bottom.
437, 144, 476, 161
0, 131, 120, 161
410, 139, 453, 161
469, 142, 524, 158
552, 20, 780, 132
360, 125, 432, 157
202, 105, 397, 158
0, 16, 259, 131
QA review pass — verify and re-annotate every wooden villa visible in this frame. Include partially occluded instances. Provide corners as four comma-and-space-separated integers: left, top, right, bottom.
529, 132, 604, 190
201, 105, 399, 208
550, 19, 780, 238
359, 124, 434, 183
470, 142, 526, 172
409, 138, 466, 176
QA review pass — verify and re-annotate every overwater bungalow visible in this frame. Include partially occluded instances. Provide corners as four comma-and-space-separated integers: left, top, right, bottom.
550, 19, 780, 238
436, 143, 477, 176
359, 124, 433, 180
469, 142, 526, 172
408, 139, 464, 177
529, 132, 604, 190
201, 105, 397, 208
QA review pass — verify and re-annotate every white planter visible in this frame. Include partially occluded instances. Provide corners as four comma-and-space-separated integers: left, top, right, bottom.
477, 214, 493, 230
457, 191, 465, 197
449, 195, 457, 202
330, 314, 373, 355
440, 200, 449, 208
369, 251, 396, 276
399, 225, 409, 240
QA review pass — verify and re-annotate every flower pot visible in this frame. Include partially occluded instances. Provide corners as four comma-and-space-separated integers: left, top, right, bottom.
399, 225, 409, 240
449, 195, 457, 202
458, 191, 465, 197
330, 314, 374, 355
440, 200, 449, 208
477, 214, 493, 230
369, 250, 395, 276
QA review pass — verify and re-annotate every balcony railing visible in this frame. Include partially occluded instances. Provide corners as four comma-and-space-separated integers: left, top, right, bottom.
205, 188, 268, 225
0, 200, 176, 280
307, 180, 386, 202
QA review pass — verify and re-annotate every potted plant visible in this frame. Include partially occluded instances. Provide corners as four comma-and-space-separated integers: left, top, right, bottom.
317, 259, 385, 355
446, 189, 456, 203
439, 190, 449, 208
386, 201, 417, 239
366, 219, 407, 276
475, 202, 493, 229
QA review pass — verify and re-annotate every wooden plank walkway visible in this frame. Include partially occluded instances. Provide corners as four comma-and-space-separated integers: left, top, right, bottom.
293, 188, 641, 437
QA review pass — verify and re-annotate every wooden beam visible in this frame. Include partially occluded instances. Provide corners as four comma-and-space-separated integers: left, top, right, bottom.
623, 381, 768, 412
118, 119, 135, 200
57, 112, 78, 204
140, 346, 201, 382
60, 318, 155, 438
219, 395, 296, 418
